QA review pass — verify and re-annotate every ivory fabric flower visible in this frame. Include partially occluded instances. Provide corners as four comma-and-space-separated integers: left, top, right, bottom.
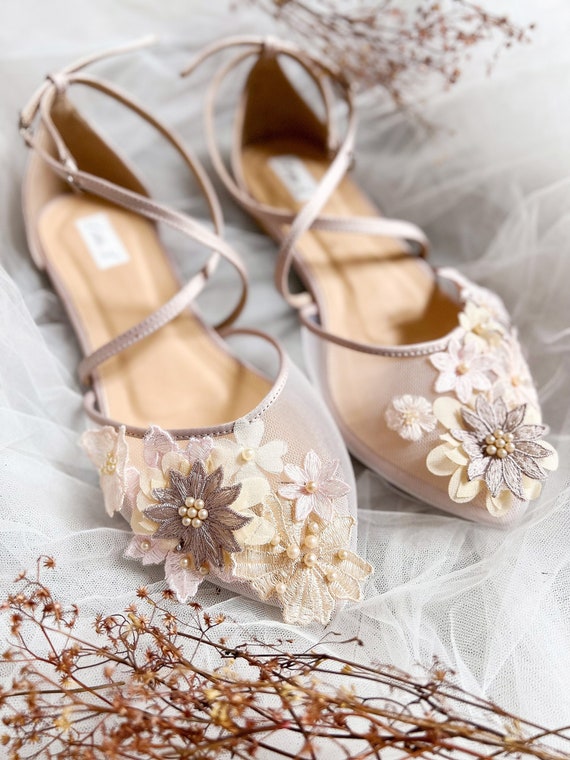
211, 417, 287, 479
230, 477, 276, 546
426, 395, 558, 515
490, 335, 539, 409
459, 302, 504, 347
145, 462, 250, 569
385, 395, 436, 441
143, 425, 213, 470
278, 450, 350, 522
80, 425, 130, 516
232, 496, 373, 626
430, 337, 494, 404
461, 284, 511, 326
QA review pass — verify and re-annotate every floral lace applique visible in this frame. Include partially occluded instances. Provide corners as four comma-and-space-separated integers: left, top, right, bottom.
426, 395, 558, 515
459, 301, 504, 348
124, 534, 175, 565
145, 462, 250, 569
80, 425, 132, 516
489, 333, 539, 408
143, 425, 213, 471
278, 450, 350, 522
211, 417, 287, 479
232, 495, 372, 626
460, 283, 511, 327
385, 395, 436, 441
430, 337, 494, 404
164, 551, 208, 603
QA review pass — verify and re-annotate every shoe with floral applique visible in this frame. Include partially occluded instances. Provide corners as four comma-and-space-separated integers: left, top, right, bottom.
182, 35, 558, 525
20, 39, 372, 625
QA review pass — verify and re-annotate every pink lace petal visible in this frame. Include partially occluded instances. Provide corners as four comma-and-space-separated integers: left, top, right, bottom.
164, 552, 203, 603
303, 450, 322, 482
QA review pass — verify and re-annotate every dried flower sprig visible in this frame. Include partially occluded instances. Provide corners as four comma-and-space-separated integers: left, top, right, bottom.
1, 557, 569, 759
238, 0, 533, 107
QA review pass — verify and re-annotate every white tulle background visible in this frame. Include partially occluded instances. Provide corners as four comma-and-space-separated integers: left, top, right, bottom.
1, 0, 569, 744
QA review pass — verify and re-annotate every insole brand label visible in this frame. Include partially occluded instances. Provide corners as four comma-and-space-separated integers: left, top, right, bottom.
268, 155, 318, 203
75, 213, 131, 270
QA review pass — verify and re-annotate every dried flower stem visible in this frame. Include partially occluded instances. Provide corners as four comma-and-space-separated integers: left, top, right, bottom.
238, 0, 533, 107
1, 558, 569, 759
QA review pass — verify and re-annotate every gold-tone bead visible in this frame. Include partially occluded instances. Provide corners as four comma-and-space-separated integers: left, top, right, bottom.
303, 552, 318, 568
241, 448, 255, 462
303, 534, 318, 550
337, 549, 348, 561
456, 362, 469, 375
286, 545, 300, 560
182, 516, 192, 527
191, 518, 203, 529
185, 497, 195, 508
305, 481, 317, 494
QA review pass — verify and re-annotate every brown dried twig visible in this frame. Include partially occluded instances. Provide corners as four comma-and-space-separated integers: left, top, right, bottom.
238, 0, 533, 107
1, 557, 569, 759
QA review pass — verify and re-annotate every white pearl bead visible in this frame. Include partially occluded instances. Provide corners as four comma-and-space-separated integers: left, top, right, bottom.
305, 481, 317, 494
191, 518, 203, 528
286, 545, 300, 560
337, 549, 348, 561
497, 448, 508, 459
485, 434, 496, 445
275, 582, 286, 595
486, 445, 497, 456
303, 534, 318, 549
303, 552, 318, 568
493, 428, 504, 439
195, 499, 205, 510
181, 516, 192, 527
495, 438, 506, 449
187, 507, 198, 519
307, 521, 320, 534
178, 506, 188, 517
199, 564, 209, 575
198, 509, 209, 520
241, 448, 255, 462
327, 570, 338, 583
270, 535, 280, 546
140, 540, 151, 552
179, 556, 190, 570
185, 497, 195, 508
504, 432, 514, 443
506, 442, 515, 453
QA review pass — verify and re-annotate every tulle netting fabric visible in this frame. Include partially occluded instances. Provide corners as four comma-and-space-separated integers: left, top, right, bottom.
1, 0, 570, 738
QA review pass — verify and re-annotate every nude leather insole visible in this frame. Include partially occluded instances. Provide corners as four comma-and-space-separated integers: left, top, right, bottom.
38, 194, 270, 430
241, 138, 460, 348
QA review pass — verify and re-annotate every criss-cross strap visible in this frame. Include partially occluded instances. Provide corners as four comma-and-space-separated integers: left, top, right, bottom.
20, 38, 250, 385
182, 35, 429, 313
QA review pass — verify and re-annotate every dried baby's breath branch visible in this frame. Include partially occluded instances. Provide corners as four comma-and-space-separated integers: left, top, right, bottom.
1, 558, 569, 759
237, 0, 533, 107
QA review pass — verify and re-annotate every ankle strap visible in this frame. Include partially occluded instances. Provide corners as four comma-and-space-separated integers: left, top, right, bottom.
20, 39, 250, 386
182, 35, 429, 312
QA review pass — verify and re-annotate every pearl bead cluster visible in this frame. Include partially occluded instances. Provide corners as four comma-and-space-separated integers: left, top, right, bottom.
100, 451, 117, 476
274, 522, 348, 596
484, 428, 515, 459
178, 496, 208, 529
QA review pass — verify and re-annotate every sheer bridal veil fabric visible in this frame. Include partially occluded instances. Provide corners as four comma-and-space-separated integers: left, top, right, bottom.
1, 0, 569, 735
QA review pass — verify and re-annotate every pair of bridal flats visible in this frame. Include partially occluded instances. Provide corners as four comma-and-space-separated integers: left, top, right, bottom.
19, 37, 557, 625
